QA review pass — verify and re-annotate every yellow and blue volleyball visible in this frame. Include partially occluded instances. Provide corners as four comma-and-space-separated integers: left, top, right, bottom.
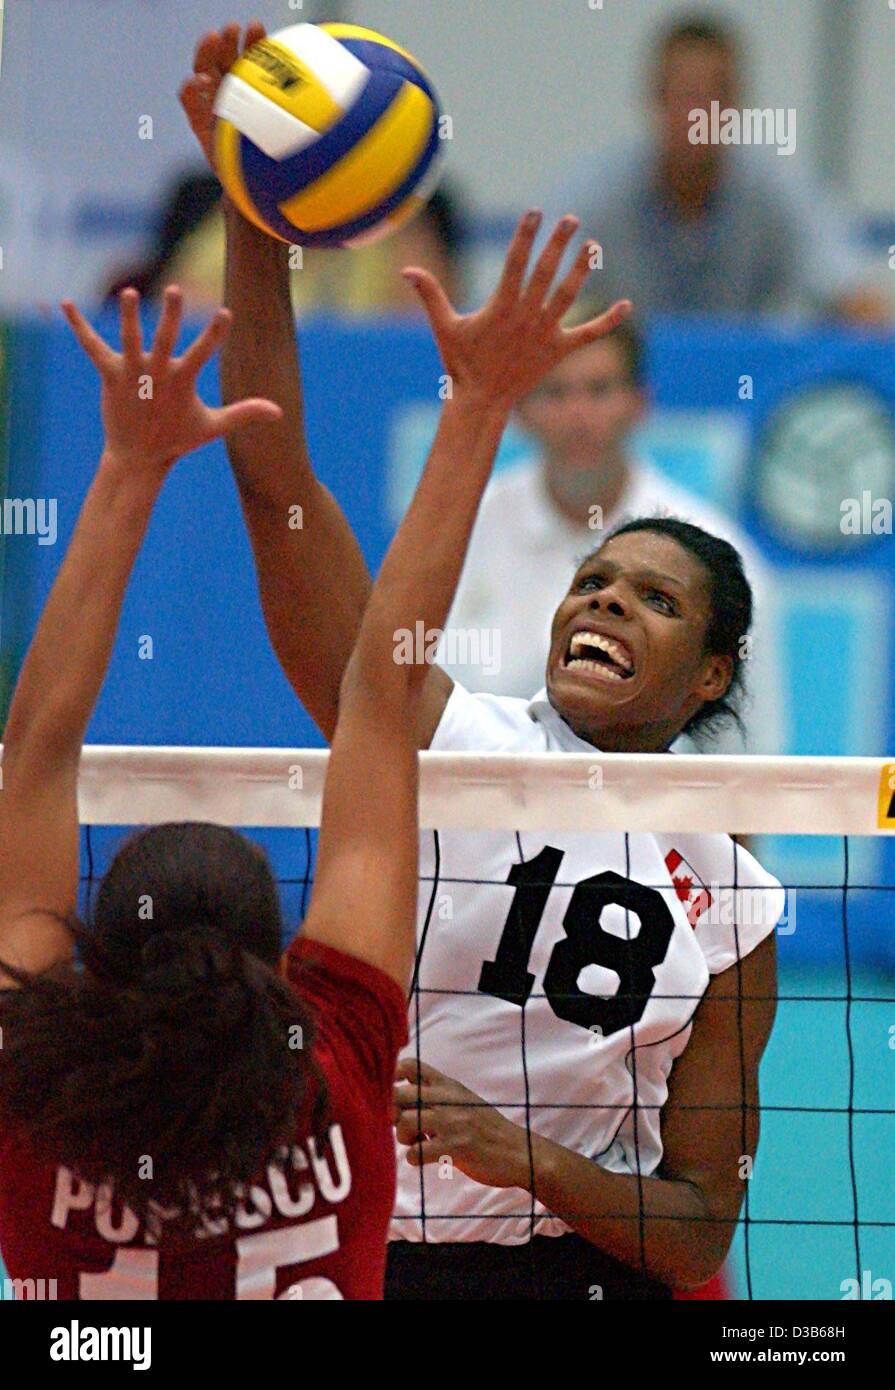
213, 22, 443, 248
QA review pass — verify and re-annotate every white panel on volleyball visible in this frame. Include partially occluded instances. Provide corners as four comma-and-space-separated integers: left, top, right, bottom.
214, 75, 318, 160
276, 23, 370, 109
215, 76, 321, 161
213, 25, 370, 163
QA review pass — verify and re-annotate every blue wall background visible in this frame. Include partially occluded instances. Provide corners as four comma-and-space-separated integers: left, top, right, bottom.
1, 312, 893, 1299
5, 310, 895, 752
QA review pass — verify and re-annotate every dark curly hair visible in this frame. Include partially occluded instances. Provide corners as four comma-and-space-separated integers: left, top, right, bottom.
596, 515, 753, 744
0, 822, 326, 1227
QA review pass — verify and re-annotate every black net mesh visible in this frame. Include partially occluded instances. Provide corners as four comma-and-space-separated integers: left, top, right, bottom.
80, 821, 894, 1301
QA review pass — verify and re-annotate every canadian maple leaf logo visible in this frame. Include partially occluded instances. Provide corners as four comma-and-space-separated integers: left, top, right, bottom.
665, 850, 712, 928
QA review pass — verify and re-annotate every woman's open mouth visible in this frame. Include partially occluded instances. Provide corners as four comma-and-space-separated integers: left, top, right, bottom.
562, 630, 636, 683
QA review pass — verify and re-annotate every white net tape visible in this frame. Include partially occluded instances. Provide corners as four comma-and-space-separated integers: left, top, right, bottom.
22, 745, 894, 835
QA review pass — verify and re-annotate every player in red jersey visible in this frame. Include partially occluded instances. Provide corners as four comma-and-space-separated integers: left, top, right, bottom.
0, 195, 623, 1294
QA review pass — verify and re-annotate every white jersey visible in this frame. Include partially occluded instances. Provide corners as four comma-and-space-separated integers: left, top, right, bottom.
390, 684, 784, 1245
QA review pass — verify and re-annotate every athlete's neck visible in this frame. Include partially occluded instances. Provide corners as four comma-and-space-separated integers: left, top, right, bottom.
659, 149, 720, 217
542, 451, 631, 529
552, 699, 678, 753
573, 724, 675, 754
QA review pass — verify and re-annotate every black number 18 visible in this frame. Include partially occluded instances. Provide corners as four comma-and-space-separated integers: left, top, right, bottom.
477, 848, 675, 1038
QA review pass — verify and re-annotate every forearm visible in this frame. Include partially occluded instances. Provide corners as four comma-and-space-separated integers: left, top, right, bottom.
221, 202, 312, 501
221, 204, 371, 737
349, 387, 509, 696
310, 389, 508, 984
3, 455, 161, 766
523, 1132, 731, 1290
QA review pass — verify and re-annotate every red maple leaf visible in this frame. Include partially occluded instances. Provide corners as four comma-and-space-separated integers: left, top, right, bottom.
674, 873, 694, 902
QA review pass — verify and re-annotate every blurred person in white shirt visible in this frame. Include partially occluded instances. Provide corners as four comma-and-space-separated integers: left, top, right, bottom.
441, 304, 782, 753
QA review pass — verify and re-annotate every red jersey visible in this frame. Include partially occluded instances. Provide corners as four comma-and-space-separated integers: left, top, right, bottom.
0, 939, 407, 1300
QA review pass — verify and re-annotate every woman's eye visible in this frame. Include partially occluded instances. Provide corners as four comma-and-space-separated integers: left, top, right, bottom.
647, 590, 676, 614
575, 577, 677, 612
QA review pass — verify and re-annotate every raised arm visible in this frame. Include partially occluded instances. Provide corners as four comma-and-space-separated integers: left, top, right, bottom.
180, 25, 628, 753
180, 22, 372, 742
301, 212, 630, 988
0, 289, 279, 985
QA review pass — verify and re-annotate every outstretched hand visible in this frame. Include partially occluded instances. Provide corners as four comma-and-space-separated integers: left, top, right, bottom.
179, 19, 267, 168
403, 210, 632, 408
62, 286, 282, 472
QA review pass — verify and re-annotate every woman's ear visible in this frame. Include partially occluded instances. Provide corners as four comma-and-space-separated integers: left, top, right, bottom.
700, 653, 734, 703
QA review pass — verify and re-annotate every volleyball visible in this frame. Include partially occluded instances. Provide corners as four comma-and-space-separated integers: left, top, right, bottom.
213, 22, 444, 249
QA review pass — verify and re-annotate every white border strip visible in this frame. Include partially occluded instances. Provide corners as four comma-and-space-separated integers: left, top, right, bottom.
6, 746, 888, 836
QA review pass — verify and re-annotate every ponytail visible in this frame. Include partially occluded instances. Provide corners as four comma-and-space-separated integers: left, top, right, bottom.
0, 914, 327, 1225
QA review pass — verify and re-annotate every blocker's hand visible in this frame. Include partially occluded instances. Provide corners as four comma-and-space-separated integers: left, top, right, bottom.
394, 1059, 532, 1190
180, 19, 267, 168
62, 286, 282, 473
403, 210, 632, 408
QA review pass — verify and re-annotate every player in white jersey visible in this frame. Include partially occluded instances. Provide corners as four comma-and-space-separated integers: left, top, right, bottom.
183, 22, 780, 1301
388, 535, 780, 1300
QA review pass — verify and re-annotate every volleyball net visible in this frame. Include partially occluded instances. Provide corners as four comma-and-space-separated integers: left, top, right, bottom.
73, 745, 895, 1301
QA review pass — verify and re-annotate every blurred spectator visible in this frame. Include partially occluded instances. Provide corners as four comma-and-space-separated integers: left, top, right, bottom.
102, 171, 467, 315
546, 12, 887, 324
103, 173, 222, 305
441, 303, 783, 754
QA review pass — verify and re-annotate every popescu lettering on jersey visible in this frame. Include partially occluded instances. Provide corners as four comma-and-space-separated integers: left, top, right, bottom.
50, 1128, 352, 1246
0, 942, 407, 1299
390, 684, 784, 1246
